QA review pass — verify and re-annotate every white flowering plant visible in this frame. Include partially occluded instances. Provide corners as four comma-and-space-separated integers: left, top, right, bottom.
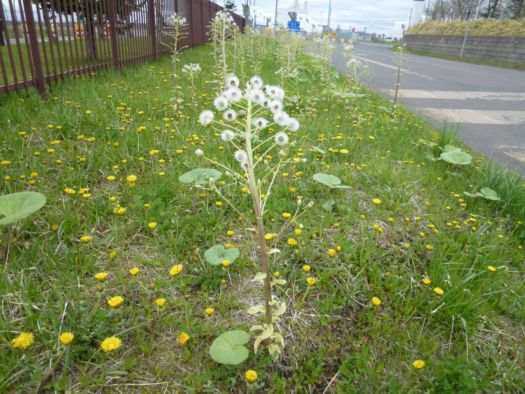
162, 13, 188, 115
181, 74, 301, 360
182, 63, 201, 110
208, 11, 239, 91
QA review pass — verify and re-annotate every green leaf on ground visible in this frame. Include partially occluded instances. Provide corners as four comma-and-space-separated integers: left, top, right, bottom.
179, 168, 222, 185
204, 244, 240, 266
209, 330, 250, 365
0, 192, 47, 225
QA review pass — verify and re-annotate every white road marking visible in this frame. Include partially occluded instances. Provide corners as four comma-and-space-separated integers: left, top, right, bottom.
417, 108, 525, 125
355, 56, 405, 72
384, 89, 525, 101
503, 150, 525, 163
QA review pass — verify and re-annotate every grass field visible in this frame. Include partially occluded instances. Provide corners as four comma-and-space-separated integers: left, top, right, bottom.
0, 37, 524, 392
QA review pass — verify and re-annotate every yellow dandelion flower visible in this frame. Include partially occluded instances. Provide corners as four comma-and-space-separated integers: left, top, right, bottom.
59, 332, 74, 346
422, 278, 431, 285
215, 201, 223, 207
328, 248, 336, 257
178, 332, 190, 346
273, 271, 280, 278
79, 235, 92, 243
294, 228, 302, 236
371, 296, 382, 306
148, 222, 157, 230
226, 230, 235, 237
372, 198, 382, 205
129, 267, 140, 276
373, 224, 383, 234
306, 277, 317, 286
222, 259, 231, 268
245, 370, 258, 383
109, 250, 117, 259
433, 287, 444, 296
287, 238, 298, 247
11, 332, 34, 350
155, 298, 166, 308
100, 336, 122, 352
126, 174, 137, 183
205, 307, 215, 316
302, 265, 311, 273
282, 212, 292, 219
112, 206, 127, 216
95, 272, 108, 281
425, 244, 433, 251
107, 296, 124, 308
487, 265, 497, 272
170, 264, 183, 276
106, 175, 116, 182
412, 359, 426, 369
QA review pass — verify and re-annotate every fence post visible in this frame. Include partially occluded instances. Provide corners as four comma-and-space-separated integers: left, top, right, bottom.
21, 0, 46, 95
148, 0, 157, 59
108, 0, 120, 70
189, 0, 194, 47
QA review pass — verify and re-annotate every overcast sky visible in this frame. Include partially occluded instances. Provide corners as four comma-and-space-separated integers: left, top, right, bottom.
230, 0, 417, 34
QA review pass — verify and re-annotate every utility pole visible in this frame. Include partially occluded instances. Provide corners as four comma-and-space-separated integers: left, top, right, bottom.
274, 0, 279, 29
460, 0, 480, 57
327, 0, 332, 30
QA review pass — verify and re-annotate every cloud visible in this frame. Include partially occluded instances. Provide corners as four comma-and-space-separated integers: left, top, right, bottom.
231, 0, 414, 33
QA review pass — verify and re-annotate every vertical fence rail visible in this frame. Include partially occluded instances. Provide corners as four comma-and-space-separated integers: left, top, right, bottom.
0, 0, 244, 96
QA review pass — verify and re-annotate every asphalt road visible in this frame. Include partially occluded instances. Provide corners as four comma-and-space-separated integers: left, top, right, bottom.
332, 42, 525, 175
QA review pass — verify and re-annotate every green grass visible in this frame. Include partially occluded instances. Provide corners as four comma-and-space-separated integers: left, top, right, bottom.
0, 38, 524, 392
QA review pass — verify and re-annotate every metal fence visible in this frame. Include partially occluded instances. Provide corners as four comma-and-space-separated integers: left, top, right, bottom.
0, 0, 244, 95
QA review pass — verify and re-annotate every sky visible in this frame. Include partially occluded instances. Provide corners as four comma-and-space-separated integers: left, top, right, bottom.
229, 0, 418, 34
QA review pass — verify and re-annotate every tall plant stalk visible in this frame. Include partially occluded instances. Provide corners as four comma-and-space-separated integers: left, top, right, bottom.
244, 99, 273, 323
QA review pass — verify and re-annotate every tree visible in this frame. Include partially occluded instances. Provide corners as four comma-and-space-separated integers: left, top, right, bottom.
224, 0, 237, 12
35, 0, 148, 60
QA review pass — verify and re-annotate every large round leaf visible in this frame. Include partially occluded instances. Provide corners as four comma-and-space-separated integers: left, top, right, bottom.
443, 145, 462, 152
313, 173, 341, 188
204, 244, 240, 266
440, 150, 472, 165
179, 168, 222, 185
478, 187, 501, 201
0, 192, 46, 225
209, 330, 250, 365
313, 173, 349, 189
464, 187, 501, 201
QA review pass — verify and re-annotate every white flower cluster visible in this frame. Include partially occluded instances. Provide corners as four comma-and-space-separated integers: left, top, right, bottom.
166, 12, 186, 27
198, 75, 300, 165
182, 63, 201, 74
213, 10, 235, 25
